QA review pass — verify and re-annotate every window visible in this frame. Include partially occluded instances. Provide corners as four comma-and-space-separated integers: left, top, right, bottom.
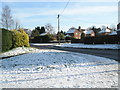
76, 33, 78, 35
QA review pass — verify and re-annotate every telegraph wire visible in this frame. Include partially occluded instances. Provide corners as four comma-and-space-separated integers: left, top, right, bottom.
59, 0, 70, 16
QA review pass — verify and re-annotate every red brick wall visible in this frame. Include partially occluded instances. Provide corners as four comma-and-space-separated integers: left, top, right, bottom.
74, 30, 81, 39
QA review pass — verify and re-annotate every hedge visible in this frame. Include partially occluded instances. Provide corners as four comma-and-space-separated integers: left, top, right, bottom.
31, 35, 51, 43
1, 28, 30, 52
1, 28, 12, 52
83, 35, 120, 44
71, 39, 83, 43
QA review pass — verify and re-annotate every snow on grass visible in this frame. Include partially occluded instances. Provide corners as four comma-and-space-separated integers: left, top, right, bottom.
0, 49, 119, 88
31, 43, 58, 46
56, 43, 120, 49
0, 47, 41, 58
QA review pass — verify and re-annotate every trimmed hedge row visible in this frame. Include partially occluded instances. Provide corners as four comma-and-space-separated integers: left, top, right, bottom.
83, 35, 120, 44
1, 29, 12, 52
71, 35, 120, 44
1, 28, 29, 52
71, 39, 83, 43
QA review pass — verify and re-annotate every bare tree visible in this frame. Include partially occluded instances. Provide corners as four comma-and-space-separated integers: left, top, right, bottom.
0, 5, 14, 30
45, 23, 55, 34
14, 18, 21, 30
110, 24, 116, 31
101, 25, 106, 30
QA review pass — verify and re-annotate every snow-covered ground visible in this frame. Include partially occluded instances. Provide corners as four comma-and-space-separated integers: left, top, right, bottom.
31, 43, 58, 46
0, 47, 40, 58
0, 49, 119, 88
56, 44, 120, 49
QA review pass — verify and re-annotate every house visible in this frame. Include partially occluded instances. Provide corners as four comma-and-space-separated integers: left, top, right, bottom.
99, 27, 111, 35
83, 29, 95, 37
66, 27, 81, 39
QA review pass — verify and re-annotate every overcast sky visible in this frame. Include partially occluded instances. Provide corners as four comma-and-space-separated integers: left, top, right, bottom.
0, 0, 119, 32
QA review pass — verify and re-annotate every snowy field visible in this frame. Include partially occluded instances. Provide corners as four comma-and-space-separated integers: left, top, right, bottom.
0, 49, 119, 88
56, 44, 120, 49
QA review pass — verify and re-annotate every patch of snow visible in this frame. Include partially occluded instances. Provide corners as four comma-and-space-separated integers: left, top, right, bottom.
109, 31, 117, 35
0, 47, 40, 58
56, 44, 119, 49
64, 34, 71, 37
40, 32, 47, 36
84, 30, 93, 34
99, 29, 111, 33
0, 49, 119, 88
31, 43, 58, 46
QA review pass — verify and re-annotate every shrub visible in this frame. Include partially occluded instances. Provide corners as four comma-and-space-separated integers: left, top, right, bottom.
30, 34, 52, 43
12, 29, 29, 48
1, 28, 12, 52
65, 36, 71, 40
19, 29, 30, 47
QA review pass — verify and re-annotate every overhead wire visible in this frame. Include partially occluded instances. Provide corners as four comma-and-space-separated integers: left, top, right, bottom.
59, 0, 70, 16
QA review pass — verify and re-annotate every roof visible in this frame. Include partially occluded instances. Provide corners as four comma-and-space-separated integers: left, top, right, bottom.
99, 29, 111, 33
64, 34, 71, 37
66, 28, 76, 34
40, 32, 47, 36
117, 29, 120, 31
109, 31, 117, 35
84, 30, 94, 34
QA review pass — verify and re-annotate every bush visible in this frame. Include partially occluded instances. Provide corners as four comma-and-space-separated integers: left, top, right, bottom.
65, 36, 71, 40
30, 34, 51, 43
19, 29, 29, 47
12, 29, 29, 48
1, 28, 12, 52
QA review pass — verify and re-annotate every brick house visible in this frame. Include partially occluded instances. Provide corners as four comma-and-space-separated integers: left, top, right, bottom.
66, 27, 81, 39
84, 29, 95, 37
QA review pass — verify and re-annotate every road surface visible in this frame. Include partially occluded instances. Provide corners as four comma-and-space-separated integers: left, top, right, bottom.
31, 44, 119, 62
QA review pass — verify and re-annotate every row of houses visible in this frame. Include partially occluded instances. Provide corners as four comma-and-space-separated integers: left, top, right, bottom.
66, 24, 120, 39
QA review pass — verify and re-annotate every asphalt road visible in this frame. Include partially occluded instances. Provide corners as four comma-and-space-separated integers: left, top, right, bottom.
31, 44, 120, 62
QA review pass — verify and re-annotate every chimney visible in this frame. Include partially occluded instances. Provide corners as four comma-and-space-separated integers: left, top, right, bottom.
78, 26, 81, 31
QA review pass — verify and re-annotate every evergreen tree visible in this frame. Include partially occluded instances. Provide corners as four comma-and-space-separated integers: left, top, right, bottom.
60, 30, 64, 34
40, 26, 45, 34
31, 29, 39, 37
35, 26, 41, 34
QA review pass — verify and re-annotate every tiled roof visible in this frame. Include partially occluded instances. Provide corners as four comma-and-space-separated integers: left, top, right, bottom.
84, 30, 93, 34
66, 28, 76, 34
99, 29, 111, 33
109, 31, 117, 35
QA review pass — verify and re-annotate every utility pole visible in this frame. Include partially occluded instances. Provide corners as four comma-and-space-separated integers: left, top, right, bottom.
57, 14, 60, 45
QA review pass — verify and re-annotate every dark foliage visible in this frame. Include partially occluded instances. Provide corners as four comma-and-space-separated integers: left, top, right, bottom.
71, 38, 83, 43
1, 28, 12, 52
30, 35, 51, 43
83, 35, 119, 44
40, 27, 45, 34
